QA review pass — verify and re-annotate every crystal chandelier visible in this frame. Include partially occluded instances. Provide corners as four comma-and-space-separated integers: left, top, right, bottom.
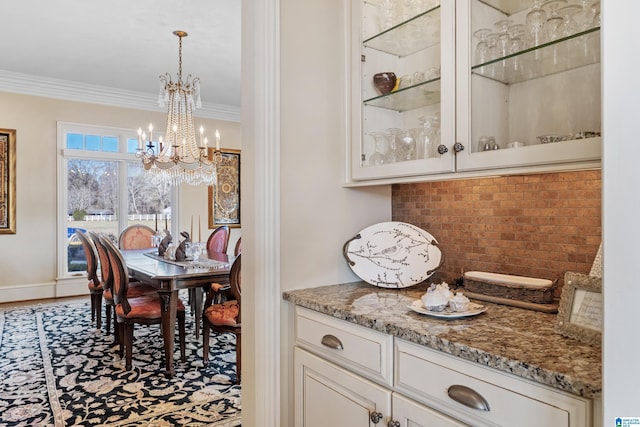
136, 30, 222, 186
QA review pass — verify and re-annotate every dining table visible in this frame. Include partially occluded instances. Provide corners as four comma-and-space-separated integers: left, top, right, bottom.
120, 248, 233, 377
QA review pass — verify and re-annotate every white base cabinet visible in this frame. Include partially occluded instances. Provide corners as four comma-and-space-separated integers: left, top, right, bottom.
293, 306, 597, 427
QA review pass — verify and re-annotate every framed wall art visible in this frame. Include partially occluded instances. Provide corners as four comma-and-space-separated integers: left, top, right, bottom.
208, 148, 240, 228
555, 272, 602, 346
0, 128, 16, 234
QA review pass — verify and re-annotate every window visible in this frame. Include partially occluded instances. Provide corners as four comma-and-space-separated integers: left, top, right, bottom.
58, 123, 174, 277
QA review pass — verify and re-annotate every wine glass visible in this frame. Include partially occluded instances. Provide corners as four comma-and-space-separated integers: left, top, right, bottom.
525, 0, 547, 47
591, 1, 600, 27
368, 132, 390, 166
378, 0, 398, 31
557, 4, 581, 37
573, 0, 595, 32
508, 24, 526, 76
494, 19, 513, 58
543, 0, 567, 41
473, 28, 491, 66
508, 24, 525, 54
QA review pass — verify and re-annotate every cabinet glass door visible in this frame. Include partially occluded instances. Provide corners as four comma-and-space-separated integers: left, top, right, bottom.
456, 0, 602, 172
350, 0, 455, 182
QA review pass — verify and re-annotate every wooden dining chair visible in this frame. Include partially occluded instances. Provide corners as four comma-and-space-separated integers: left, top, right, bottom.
233, 237, 242, 256
90, 231, 156, 341
189, 226, 231, 336
206, 226, 230, 254
101, 235, 186, 371
202, 254, 241, 383
118, 224, 156, 250
76, 230, 102, 329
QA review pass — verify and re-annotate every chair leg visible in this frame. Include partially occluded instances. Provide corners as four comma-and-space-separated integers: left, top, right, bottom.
193, 287, 203, 339
178, 311, 186, 363
105, 304, 112, 335
117, 323, 124, 357
124, 323, 134, 371
112, 306, 119, 345
235, 332, 241, 384
95, 292, 103, 330
202, 321, 210, 365
90, 293, 96, 322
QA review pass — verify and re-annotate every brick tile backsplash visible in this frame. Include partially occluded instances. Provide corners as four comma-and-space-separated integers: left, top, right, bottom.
392, 170, 601, 296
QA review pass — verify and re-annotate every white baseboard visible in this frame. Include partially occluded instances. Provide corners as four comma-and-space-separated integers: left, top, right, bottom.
0, 278, 87, 304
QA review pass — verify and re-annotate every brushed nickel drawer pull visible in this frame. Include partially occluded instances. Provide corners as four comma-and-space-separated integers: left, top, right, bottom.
321, 334, 343, 350
447, 384, 490, 411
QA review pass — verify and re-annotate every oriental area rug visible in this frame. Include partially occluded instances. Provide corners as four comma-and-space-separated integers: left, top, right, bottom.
0, 296, 241, 427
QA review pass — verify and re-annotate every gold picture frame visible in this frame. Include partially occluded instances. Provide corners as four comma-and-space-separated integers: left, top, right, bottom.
0, 128, 16, 234
208, 148, 240, 228
555, 272, 602, 346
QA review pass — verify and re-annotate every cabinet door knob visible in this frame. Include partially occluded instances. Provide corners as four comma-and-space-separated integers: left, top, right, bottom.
388, 421, 400, 427
447, 384, 490, 411
453, 142, 465, 153
370, 411, 383, 423
437, 144, 448, 155
321, 334, 344, 350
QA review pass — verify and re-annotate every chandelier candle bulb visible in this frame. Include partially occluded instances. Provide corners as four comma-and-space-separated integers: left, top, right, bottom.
148, 124, 153, 142
199, 126, 204, 147
137, 128, 143, 150
215, 130, 220, 151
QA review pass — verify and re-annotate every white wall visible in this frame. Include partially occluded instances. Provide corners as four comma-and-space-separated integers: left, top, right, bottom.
602, 0, 640, 421
241, 0, 391, 425
0, 91, 240, 302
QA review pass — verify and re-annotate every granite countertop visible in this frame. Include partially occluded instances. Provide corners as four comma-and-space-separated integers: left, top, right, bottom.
283, 281, 601, 399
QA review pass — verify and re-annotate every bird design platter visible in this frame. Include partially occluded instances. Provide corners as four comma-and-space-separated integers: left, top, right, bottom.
342, 221, 443, 288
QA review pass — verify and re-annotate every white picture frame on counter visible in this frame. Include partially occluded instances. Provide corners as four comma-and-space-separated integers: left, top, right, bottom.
555, 272, 602, 346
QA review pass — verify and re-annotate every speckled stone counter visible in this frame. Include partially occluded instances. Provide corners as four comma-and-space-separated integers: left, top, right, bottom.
283, 281, 601, 399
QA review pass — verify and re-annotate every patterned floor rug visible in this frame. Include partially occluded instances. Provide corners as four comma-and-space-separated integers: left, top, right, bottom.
0, 296, 241, 427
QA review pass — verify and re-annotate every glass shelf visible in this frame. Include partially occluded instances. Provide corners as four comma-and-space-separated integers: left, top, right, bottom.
472, 27, 600, 85
364, 78, 441, 111
363, 5, 441, 57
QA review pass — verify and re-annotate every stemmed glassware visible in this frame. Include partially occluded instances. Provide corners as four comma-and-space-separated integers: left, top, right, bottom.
572, 0, 595, 32
494, 19, 513, 58
508, 24, 526, 77
543, 0, 568, 42
591, 1, 600, 27
473, 28, 491, 66
557, 4, 581, 37
525, 0, 548, 48
378, 0, 399, 31
368, 131, 390, 166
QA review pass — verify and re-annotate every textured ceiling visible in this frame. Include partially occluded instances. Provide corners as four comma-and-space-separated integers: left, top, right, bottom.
0, 0, 241, 112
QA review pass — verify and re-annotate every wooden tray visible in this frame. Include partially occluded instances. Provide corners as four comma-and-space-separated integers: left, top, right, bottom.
464, 291, 559, 314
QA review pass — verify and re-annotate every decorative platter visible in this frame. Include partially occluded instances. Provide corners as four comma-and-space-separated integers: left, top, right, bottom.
408, 300, 487, 319
342, 221, 443, 288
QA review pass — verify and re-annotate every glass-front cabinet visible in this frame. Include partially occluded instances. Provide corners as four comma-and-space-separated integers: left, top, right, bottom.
350, 0, 456, 181
348, 0, 602, 184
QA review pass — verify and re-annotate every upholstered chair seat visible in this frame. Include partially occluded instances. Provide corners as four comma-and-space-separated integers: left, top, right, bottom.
203, 254, 241, 383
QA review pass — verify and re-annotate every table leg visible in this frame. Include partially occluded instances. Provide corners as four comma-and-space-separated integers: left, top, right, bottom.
158, 288, 177, 378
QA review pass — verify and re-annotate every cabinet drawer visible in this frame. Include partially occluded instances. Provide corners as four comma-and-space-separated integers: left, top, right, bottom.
295, 306, 393, 385
395, 340, 592, 427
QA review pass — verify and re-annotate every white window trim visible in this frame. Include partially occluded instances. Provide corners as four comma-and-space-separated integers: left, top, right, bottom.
56, 121, 180, 279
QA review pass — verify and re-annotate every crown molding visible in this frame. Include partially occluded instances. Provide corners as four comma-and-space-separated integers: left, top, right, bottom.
0, 69, 240, 123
